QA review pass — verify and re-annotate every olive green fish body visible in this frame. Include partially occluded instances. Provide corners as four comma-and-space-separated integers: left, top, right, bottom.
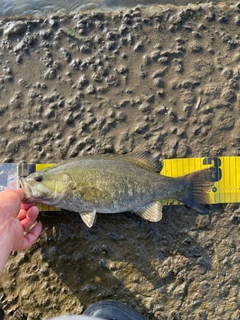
57, 160, 178, 211
21, 153, 214, 227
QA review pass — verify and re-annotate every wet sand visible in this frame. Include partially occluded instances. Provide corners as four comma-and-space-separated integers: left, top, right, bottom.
0, 2, 240, 319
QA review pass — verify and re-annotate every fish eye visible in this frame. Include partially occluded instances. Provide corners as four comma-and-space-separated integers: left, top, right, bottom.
35, 176, 43, 182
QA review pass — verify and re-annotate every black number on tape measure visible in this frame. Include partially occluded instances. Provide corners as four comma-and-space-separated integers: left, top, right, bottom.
203, 157, 222, 182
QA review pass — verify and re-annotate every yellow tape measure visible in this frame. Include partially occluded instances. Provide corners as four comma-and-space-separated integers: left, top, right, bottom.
36, 156, 240, 211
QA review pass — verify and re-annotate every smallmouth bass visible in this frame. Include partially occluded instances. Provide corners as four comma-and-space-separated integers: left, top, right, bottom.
20, 152, 215, 227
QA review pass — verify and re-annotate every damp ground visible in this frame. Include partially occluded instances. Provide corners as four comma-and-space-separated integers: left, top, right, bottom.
0, 2, 240, 320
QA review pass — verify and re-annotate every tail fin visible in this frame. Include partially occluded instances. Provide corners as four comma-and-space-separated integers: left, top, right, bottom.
179, 167, 215, 214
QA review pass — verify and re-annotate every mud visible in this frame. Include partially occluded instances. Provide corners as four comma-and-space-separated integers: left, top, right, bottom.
0, 2, 240, 320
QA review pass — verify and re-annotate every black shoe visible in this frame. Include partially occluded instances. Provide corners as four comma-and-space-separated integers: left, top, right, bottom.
0, 305, 4, 320
83, 300, 147, 320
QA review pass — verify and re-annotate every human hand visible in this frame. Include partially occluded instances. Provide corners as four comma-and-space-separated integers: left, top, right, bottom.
0, 189, 42, 251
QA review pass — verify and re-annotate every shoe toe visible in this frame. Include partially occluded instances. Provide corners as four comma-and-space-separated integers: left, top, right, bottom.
83, 300, 147, 320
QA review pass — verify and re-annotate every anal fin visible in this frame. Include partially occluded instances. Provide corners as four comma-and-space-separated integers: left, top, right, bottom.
79, 211, 96, 227
133, 201, 163, 222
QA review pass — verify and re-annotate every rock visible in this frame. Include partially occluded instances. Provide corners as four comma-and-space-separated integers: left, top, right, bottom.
4, 21, 27, 36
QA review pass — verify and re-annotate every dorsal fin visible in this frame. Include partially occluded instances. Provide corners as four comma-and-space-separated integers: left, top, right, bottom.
40, 151, 162, 174
124, 151, 162, 173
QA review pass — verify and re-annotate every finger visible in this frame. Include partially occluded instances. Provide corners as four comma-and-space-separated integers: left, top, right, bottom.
17, 205, 39, 221
19, 206, 40, 231
21, 222, 42, 250
21, 202, 37, 211
15, 189, 25, 201
17, 206, 39, 222
17, 209, 27, 221
0, 189, 24, 218
26, 206, 39, 222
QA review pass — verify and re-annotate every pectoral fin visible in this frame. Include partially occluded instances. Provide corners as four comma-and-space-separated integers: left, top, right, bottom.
79, 211, 97, 227
133, 201, 163, 222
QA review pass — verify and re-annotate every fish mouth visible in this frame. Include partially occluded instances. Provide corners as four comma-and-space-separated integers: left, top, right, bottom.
20, 179, 36, 202
20, 178, 55, 204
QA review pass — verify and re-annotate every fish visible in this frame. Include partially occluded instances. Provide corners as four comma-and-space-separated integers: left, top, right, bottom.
20, 152, 215, 228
